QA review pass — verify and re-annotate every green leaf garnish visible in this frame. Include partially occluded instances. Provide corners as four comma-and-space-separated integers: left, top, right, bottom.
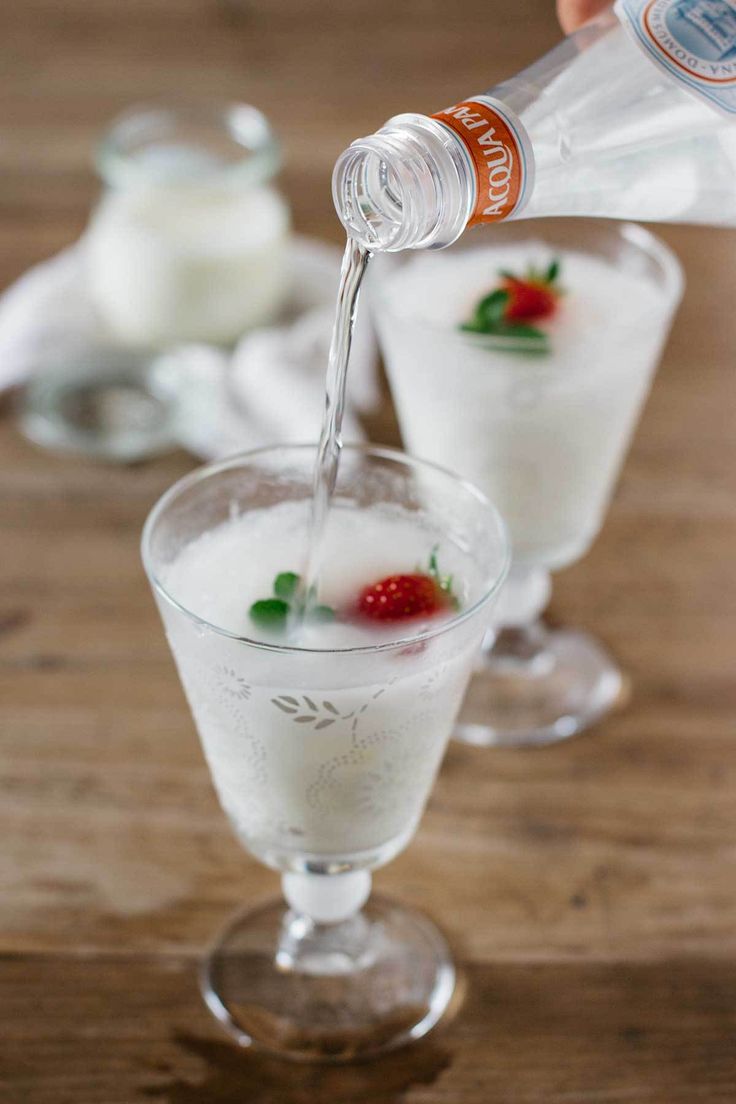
428, 546, 440, 578
274, 572, 300, 600
461, 318, 550, 352
250, 572, 335, 631
427, 545, 460, 610
460, 290, 508, 334
475, 288, 509, 327
249, 598, 290, 628
501, 323, 547, 341
459, 258, 563, 355
311, 604, 336, 623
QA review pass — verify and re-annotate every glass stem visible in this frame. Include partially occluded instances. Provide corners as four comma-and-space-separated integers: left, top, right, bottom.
277, 872, 375, 977
481, 565, 554, 676
488, 564, 551, 629
282, 870, 372, 924
486, 622, 557, 677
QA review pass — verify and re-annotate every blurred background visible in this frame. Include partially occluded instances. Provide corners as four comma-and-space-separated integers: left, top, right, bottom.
2, 1, 562, 272
0, 0, 572, 466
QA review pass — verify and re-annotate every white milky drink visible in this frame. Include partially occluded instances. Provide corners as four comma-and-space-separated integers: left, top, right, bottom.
87, 105, 290, 346
88, 182, 289, 345
374, 229, 683, 569
147, 452, 507, 872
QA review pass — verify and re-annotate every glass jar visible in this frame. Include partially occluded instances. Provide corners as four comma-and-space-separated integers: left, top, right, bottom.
20, 103, 291, 463
86, 102, 291, 346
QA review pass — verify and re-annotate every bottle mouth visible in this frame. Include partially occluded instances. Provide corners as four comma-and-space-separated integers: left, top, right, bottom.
332, 116, 472, 253
332, 138, 414, 252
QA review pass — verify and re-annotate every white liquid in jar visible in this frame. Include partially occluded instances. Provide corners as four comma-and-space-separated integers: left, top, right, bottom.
87, 173, 290, 345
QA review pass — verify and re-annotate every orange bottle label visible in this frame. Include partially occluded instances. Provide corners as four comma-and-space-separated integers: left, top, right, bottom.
432, 96, 533, 224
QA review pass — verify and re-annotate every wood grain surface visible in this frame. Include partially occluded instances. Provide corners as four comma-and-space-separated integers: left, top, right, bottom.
1, 1, 736, 1101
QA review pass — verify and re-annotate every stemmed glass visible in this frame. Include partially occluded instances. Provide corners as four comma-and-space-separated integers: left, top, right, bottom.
142, 444, 508, 1060
373, 220, 684, 747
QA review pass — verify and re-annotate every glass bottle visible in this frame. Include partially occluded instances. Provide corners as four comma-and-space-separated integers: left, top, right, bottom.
332, 3, 736, 252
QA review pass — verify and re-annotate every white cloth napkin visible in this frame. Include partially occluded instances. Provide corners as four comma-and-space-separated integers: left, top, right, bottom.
168, 240, 378, 459
0, 248, 96, 391
0, 236, 378, 458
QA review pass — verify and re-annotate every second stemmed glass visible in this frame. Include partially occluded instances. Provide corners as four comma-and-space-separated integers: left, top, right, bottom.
373, 220, 684, 747
142, 444, 508, 1061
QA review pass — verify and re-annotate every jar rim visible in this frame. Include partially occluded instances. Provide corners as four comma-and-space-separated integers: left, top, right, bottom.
96, 101, 281, 188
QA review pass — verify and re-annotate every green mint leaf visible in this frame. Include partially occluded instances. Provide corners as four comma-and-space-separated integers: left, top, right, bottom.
249, 598, 290, 628
505, 344, 551, 358
428, 544, 440, 580
461, 289, 510, 335
460, 281, 554, 354
502, 323, 548, 341
274, 572, 300, 600
251, 570, 338, 629
427, 547, 460, 608
546, 259, 560, 283
311, 604, 336, 623
475, 288, 509, 328
461, 318, 550, 350
498, 268, 516, 280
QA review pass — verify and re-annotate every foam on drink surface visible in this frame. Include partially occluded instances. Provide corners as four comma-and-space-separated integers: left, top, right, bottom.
163, 498, 479, 648
381, 242, 666, 345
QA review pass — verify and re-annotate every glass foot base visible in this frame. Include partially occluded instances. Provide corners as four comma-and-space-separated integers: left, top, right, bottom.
202, 894, 456, 1062
19, 348, 180, 461
455, 624, 624, 748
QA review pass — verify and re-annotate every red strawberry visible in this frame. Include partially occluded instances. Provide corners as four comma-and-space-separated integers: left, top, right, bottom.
355, 573, 448, 623
501, 276, 558, 322
461, 260, 562, 343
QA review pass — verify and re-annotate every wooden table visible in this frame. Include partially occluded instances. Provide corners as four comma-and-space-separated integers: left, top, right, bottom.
2, 2, 736, 1100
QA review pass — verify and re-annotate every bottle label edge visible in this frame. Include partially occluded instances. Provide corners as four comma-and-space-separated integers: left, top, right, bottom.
615, 0, 736, 116
431, 96, 535, 225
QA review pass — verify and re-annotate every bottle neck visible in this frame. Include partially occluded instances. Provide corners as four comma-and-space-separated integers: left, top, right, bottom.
331, 113, 474, 252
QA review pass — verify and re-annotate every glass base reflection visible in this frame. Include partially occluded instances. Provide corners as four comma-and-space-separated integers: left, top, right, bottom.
202, 887, 456, 1062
